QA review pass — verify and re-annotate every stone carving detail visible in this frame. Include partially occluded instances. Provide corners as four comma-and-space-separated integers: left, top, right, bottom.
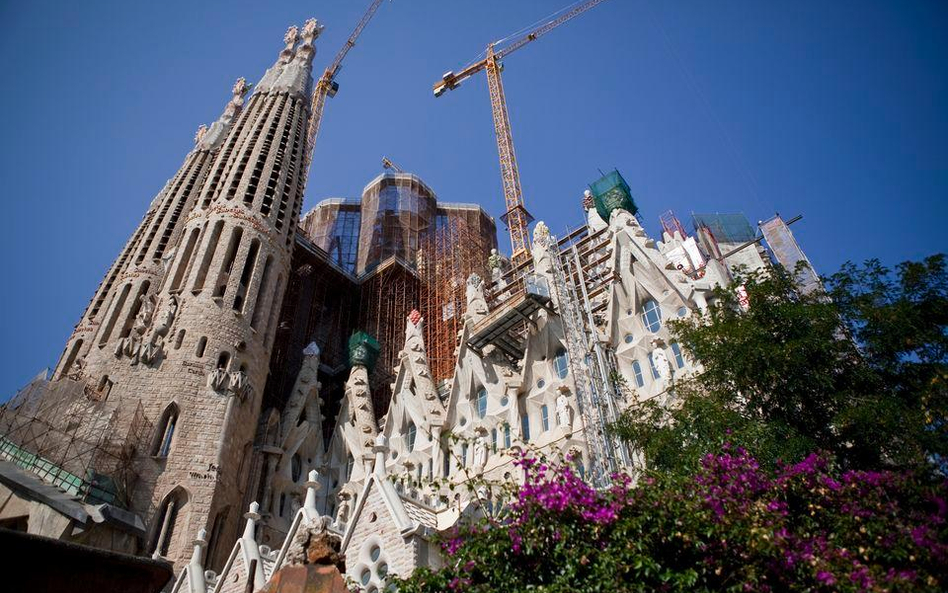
153, 295, 178, 339
207, 367, 228, 391
134, 295, 157, 335
473, 432, 488, 471
651, 345, 672, 387
556, 388, 572, 429
334, 490, 352, 528
67, 355, 86, 381
533, 221, 553, 249
194, 124, 208, 145
115, 294, 179, 366
532, 221, 556, 279
405, 309, 424, 348
229, 369, 251, 399
465, 273, 488, 319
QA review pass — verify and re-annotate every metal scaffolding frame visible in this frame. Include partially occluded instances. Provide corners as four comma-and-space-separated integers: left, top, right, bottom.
548, 228, 631, 487
0, 374, 151, 509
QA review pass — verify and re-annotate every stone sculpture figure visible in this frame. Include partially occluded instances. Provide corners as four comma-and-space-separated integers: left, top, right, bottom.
652, 347, 672, 386
465, 273, 488, 318
556, 389, 572, 429
473, 432, 488, 470
134, 295, 157, 335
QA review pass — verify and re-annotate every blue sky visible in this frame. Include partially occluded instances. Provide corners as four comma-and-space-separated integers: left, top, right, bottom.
0, 0, 945, 397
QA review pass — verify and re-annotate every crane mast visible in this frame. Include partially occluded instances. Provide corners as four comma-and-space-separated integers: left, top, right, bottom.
302, 0, 388, 185
485, 46, 531, 263
433, 0, 610, 263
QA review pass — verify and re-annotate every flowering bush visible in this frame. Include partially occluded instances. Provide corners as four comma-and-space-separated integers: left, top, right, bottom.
394, 448, 947, 592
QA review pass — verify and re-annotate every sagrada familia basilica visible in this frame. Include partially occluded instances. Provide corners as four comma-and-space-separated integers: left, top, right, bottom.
0, 16, 814, 593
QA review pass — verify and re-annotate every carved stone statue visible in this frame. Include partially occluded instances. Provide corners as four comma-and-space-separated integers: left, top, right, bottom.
652, 347, 672, 386
473, 432, 488, 470
194, 124, 208, 144
532, 222, 555, 278
68, 355, 86, 380
335, 491, 351, 527
152, 295, 178, 339
465, 273, 488, 319
134, 294, 157, 336
556, 389, 572, 429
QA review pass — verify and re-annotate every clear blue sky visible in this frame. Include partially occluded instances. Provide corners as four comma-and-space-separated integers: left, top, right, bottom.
0, 0, 945, 397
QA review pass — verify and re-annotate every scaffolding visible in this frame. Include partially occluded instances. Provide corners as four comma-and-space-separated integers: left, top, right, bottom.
0, 373, 151, 509
548, 226, 630, 488
359, 256, 421, 417
418, 218, 493, 384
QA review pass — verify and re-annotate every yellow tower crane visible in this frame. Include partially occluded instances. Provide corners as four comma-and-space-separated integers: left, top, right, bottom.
434, 0, 610, 264
302, 0, 390, 183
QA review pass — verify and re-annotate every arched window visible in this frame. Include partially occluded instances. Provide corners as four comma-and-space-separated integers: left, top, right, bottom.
153, 403, 179, 458
461, 443, 469, 466
631, 361, 645, 388
345, 454, 354, 480
671, 342, 685, 368
491, 428, 498, 452
475, 388, 488, 419
291, 454, 302, 482
521, 415, 531, 442
541, 405, 550, 432
647, 352, 661, 379
553, 348, 569, 379
504, 424, 511, 448
406, 422, 417, 452
195, 337, 207, 358
151, 488, 187, 558
205, 506, 230, 570
216, 351, 230, 370
642, 300, 662, 333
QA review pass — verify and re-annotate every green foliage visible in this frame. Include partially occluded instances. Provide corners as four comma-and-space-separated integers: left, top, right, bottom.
614, 255, 948, 474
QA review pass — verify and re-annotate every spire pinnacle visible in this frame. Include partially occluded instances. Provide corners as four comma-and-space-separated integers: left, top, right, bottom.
295, 18, 324, 64
279, 26, 299, 64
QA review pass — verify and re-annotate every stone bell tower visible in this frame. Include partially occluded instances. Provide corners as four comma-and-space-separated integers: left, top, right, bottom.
139, 19, 324, 568
53, 79, 250, 384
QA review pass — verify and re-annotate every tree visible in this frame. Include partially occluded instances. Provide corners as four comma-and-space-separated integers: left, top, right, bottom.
613, 255, 948, 475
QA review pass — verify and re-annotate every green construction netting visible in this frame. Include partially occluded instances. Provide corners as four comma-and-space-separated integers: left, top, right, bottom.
692, 213, 757, 244
348, 331, 381, 371
589, 170, 638, 221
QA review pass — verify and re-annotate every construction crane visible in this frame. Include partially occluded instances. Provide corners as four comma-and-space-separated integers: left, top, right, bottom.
434, 0, 610, 264
303, 0, 389, 183
381, 156, 404, 173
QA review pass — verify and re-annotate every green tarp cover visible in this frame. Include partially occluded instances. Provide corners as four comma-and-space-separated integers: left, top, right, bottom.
589, 170, 637, 221
348, 331, 381, 371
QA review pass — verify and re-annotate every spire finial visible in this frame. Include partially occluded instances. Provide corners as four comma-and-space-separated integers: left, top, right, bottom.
284, 25, 299, 47
191, 527, 207, 563
303, 469, 320, 519
295, 18, 324, 64
279, 25, 299, 64
220, 77, 250, 122
243, 501, 261, 541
